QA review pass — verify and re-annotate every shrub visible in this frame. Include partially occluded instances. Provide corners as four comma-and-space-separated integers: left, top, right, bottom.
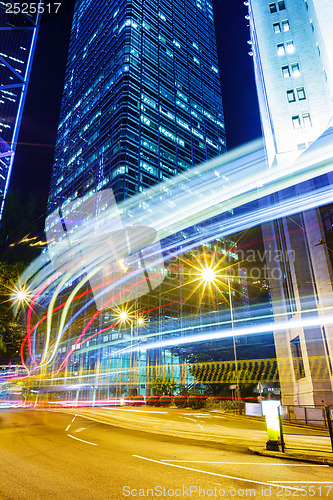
130, 395, 145, 407
223, 399, 238, 411
188, 395, 207, 409
205, 397, 223, 411
173, 396, 188, 408
146, 395, 161, 406
160, 395, 172, 407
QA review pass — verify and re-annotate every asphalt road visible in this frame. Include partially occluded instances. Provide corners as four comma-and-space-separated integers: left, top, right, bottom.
0, 409, 332, 500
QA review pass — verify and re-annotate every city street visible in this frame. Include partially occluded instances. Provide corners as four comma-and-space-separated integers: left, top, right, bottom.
0, 409, 332, 499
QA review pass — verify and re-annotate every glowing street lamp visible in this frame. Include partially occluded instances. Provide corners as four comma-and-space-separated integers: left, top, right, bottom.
119, 310, 130, 322
11, 284, 31, 310
137, 316, 145, 327
200, 267, 217, 284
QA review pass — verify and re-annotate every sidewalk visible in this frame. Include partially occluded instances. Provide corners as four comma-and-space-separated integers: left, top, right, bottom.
249, 445, 333, 466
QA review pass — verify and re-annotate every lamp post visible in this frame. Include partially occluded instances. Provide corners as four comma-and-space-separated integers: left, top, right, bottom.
199, 265, 241, 414
117, 309, 146, 397
227, 274, 241, 414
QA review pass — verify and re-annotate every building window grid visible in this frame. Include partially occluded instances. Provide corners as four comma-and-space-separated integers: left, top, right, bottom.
291, 112, 312, 129
269, 1, 286, 12
287, 87, 306, 102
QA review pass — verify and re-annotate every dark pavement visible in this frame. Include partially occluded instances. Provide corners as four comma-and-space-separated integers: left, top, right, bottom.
0, 409, 332, 499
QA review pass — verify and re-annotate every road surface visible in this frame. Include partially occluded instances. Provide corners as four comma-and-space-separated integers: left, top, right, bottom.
0, 409, 332, 499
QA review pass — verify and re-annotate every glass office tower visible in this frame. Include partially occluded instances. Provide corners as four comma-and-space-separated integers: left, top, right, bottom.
41, 0, 232, 397
48, 0, 226, 212
0, 6, 41, 217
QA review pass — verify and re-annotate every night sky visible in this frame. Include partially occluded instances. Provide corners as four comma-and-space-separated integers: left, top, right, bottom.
11, 0, 262, 213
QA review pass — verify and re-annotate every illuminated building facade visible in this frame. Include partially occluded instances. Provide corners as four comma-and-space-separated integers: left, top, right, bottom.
44, 0, 233, 396
0, 6, 41, 217
247, 0, 333, 404
47, 0, 226, 212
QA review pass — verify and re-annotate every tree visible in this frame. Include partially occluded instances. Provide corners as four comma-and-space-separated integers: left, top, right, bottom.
149, 375, 178, 396
0, 261, 26, 363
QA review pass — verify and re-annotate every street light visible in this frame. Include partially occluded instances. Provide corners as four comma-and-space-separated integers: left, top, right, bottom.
116, 308, 146, 396
199, 264, 241, 413
11, 284, 31, 311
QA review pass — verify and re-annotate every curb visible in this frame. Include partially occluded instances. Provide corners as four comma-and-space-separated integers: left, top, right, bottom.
249, 446, 333, 466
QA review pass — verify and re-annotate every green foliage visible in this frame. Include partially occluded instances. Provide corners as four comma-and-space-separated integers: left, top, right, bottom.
205, 397, 223, 411
188, 395, 207, 409
0, 261, 26, 363
160, 395, 172, 407
173, 396, 187, 408
149, 375, 178, 396
129, 395, 144, 406
146, 396, 161, 406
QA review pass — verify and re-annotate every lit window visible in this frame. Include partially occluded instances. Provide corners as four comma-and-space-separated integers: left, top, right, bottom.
291, 62, 300, 76
287, 90, 296, 102
296, 87, 306, 100
269, 3, 277, 13
286, 40, 295, 54
302, 113, 312, 127
282, 65, 290, 78
292, 115, 301, 130
273, 22, 281, 33
277, 43, 285, 55
282, 19, 290, 31
278, 0, 286, 10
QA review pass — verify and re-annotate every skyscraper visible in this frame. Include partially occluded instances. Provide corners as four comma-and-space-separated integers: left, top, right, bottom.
247, 0, 333, 404
48, 0, 226, 213
43, 0, 231, 395
0, 5, 41, 217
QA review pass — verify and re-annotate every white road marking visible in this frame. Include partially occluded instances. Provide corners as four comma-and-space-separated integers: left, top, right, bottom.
132, 455, 304, 492
67, 434, 97, 446
65, 424, 71, 432
160, 460, 328, 466
102, 408, 168, 414
71, 416, 76, 423
73, 427, 85, 433
181, 413, 210, 417
268, 481, 333, 483
182, 416, 204, 430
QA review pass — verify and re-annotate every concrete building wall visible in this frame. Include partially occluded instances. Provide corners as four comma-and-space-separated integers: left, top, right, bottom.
248, 0, 333, 405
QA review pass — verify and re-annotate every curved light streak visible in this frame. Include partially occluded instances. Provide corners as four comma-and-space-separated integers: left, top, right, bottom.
14, 131, 333, 374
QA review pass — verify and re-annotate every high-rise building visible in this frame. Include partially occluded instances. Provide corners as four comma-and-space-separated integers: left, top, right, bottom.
42, 0, 231, 395
0, 6, 41, 217
247, 0, 333, 404
47, 0, 226, 213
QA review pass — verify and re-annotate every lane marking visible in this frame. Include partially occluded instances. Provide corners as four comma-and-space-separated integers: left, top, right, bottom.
182, 416, 204, 430
132, 455, 304, 492
71, 416, 76, 423
73, 427, 85, 433
268, 481, 333, 484
65, 424, 71, 432
160, 461, 328, 466
67, 434, 97, 446
102, 408, 168, 414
